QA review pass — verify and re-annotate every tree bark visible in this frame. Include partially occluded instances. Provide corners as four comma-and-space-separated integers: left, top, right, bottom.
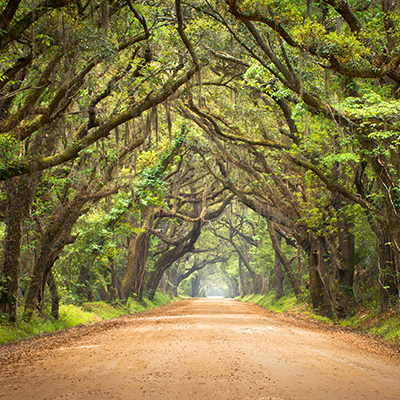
24, 198, 81, 320
238, 258, 247, 296
122, 206, 155, 299
329, 205, 356, 318
109, 262, 118, 302
377, 225, 399, 311
170, 267, 179, 297
297, 245, 303, 287
160, 271, 167, 294
47, 270, 59, 319
267, 220, 301, 297
274, 234, 285, 300
146, 221, 202, 300
191, 274, 200, 297
0, 175, 37, 322
77, 261, 92, 301
231, 239, 262, 294
308, 232, 333, 317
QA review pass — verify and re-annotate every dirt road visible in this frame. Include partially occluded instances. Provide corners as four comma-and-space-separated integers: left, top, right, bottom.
1, 299, 399, 400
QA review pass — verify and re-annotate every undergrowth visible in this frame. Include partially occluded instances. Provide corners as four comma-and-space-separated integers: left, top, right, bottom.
238, 293, 400, 343
239, 293, 305, 314
338, 308, 400, 342
0, 290, 180, 346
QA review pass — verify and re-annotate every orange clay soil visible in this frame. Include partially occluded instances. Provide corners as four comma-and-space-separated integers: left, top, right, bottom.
1, 298, 400, 400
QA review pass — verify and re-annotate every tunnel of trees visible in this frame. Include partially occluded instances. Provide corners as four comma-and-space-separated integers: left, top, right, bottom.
0, 0, 399, 323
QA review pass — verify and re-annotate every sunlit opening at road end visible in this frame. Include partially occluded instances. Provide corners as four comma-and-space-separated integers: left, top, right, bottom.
206, 286, 227, 298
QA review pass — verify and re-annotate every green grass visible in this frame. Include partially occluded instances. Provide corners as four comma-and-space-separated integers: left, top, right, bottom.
0, 291, 181, 346
82, 301, 128, 320
0, 304, 100, 345
239, 292, 303, 313
337, 309, 400, 343
238, 293, 400, 343
368, 314, 400, 341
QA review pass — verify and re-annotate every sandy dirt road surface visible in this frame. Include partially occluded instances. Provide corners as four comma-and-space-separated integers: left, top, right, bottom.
1, 299, 400, 400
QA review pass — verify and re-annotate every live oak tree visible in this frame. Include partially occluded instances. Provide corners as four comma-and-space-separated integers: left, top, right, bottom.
23, 126, 148, 320
173, 0, 399, 315
220, 0, 400, 311
0, 0, 201, 320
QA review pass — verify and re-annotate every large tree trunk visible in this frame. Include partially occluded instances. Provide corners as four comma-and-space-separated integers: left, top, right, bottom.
308, 233, 333, 317
77, 261, 93, 301
116, 273, 125, 301
191, 274, 200, 297
364, 214, 399, 312
145, 245, 177, 300
170, 267, 179, 297
238, 258, 247, 296
297, 245, 303, 287
47, 270, 59, 319
267, 221, 301, 297
122, 206, 155, 299
231, 239, 262, 294
377, 225, 399, 311
309, 217, 355, 320
25, 232, 77, 319
108, 262, 118, 302
274, 234, 284, 300
324, 193, 356, 318
122, 230, 151, 300
146, 221, 202, 300
329, 210, 356, 318
25, 200, 81, 320
160, 271, 167, 294
0, 175, 37, 322
316, 236, 337, 318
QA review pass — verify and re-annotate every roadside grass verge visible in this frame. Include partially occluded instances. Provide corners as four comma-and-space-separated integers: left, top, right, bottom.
338, 308, 400, 342
0, 291, 181, 346
238, 293, 400, 343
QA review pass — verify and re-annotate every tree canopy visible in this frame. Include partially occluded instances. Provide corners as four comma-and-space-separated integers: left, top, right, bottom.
0, 0, 399, 323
